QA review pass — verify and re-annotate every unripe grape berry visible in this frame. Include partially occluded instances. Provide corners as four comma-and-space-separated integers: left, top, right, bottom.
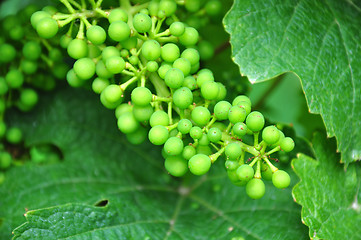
126, 127, 147, 145
198, 40, 214, 60
236, 101, 252, 115
164, 137, 184, 156
179, 27, 199, 46
182, 145, 196, 160
205, 0, 222, 16
19, 88, 38, 109
0, 44, 16, 63
246, 111, 265, 132
108, 8, 128, 23
191, 106, 211, 127
6, 127, 23, 144
196, 69, 214, 87
216, 83, 227, 101
164, 155, 188, 177
198, 133, 210, 146
233, 95, 252, 106
188, 154, 212, 175
225, 143, 242, 160
105, 56, 125, 74
96, 61, 113, 79
132, 104, 154, 122
66, 69, 84, 88
148, 125, 169, 145
177, 119, 192, 134
236, 164, 254, 181
190, 126, 202, 139
207, 127, 222, 142
280, 137, 295, 152
181, 48, 200, 66
161, 43, 180, 62
0, 77, 8, 95
133, 13, 152, 33
225, 160, 238, 171
131, 87, 152, 106
6, 69, 24, 89
73, 58, 96, 80
115, 103, 132, 119
173, 87, 193, 109
92, 77, 109, 94
150, 110, 169, 127
142, 40, 161, 61
102, 84, 123, 104
169, 22, 185, 36
121, 37, 138, 49
36, 18, 58, 39
117, 112, 139, 134
246, 178, 265, 199
196, 145, 212, 155
183, 76, 197, 90
262, 165, 273, 181
108, 21, 130, 41
67, 39, 88, 59
30, 11, 51, 28
165, 68, 184, 89
146, 61, 158, 72
86, 25, 106, 45
262, 126, 280, 145
232, 122, 247, 137
228, 106, 247, 124
271, 130, 285, 148
272, 170, 291, 189
159, 0, 177, 17
158, 63, 172, 79
173, 58, 191, 76
23, 41, 41, 61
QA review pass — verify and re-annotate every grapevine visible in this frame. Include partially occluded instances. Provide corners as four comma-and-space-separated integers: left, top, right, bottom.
2, 0, 296, 200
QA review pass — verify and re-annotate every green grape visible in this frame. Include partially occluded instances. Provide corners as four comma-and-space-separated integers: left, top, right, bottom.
205, 0, 222, 16
188, 154, 212, 175
169, 22, 185, 36
140, 9, 149, 15
177, 119, 192, 134
73, 58, 96, 80
246, 111, 265, 132
88, 44, 101, 58
105, 56, 125, 74
225, 143, 242, 160
92, 77, 110, 94
0, 152, 12, 169
67, 39, 88, 59
198, 133, 210, 146
101, 84, 123, 105
0, 44, 16, 63
115, 103, 132, 119
6, 127, 23, 144
19, 88, 38, 109
133, 13, 152, 33
164, 155, 188, 177
30, 11, 51, 28
246, 178, 265, 199
228, 106, 247, 124
211, 122, 227, 132
146, 61, 158, 72
142, 40, 161, 61
36, 17, 58, 39
132, 104, 154, 122
126, 127, 147, 145
165, 68, 184, 89
272, 170, 291, 189
158, 63, 172, 79
185, 0, 201, 12
280, 137, 295, 152
169, 128, 179, 137
21, 60, 38, 75
235, 101, 252, 115
261, 165, 273, 181
102, 46, 120, 61
216, 83, 227, 101
271, 130, 285, 148
232, 95, 251, 106
262, 126, 280, 145
182, 145, 196, 160
65, 69, 83, 87
86, 25, 106, 45
190, 126, 202, 139
233, 122, 247, 137
23, 41, 41, 60
196, 69, 214, 87
198, 41, 214, 60
196, 145, 213, 155
117, 112, 139, 134
157, 10, 166, 18
225, 159, 238, 171
148, 125, 169, 145
173, 58, 191, 76
236, 164, 254, 181
150, 110, 169, 127
0, 99, 5, 113
159, 0, 177, 16
131, 87, 152, 106
42, 5, 57, 15
207, 127, 222, 142
148, 0, 160, 16
181, 48, 200, 66
108, 8, 128, 23
173, 87, 193, 109
191, 106, 211, 127
164, 137, 184, 156
183, 76, 197, 90
5, 69, 24, 89
0, 122, 6, 138
179, 27, 199, 46
96, 61, 113, 79
120, 36, 138, 50
60, 34, 72, 48
49, 48, 63, 62
108, 21, 130, 41
161, 43, 180, 63
200, 81, 219, 100
9, 25, 24, 41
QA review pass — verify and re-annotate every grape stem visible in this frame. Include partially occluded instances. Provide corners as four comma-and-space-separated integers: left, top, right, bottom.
209, 146, 225, 163
254, 160, 261, 179
265, 146, 280, 156
262, 156, 278, 173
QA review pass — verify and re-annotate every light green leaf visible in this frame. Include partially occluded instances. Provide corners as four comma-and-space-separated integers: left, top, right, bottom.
0, 87, 308, 239
292, 132, 361, 239
224, 0, 361, 165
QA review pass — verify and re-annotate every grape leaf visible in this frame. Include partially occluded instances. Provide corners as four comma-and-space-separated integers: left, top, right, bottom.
0, 87, 308, 239
292, 132, 361, 239
223, 0, 361, 165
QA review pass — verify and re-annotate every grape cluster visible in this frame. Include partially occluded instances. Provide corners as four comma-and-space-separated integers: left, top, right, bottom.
32, 0, 295, 199
0, 4, 68, 179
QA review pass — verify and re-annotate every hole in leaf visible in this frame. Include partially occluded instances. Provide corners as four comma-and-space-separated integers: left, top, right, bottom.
94, 199, 109, 207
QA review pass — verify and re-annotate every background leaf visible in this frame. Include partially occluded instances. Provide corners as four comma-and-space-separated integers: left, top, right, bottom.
224, 0, 361, 165
292, 132, 361, 239
0, 87, 309, 240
